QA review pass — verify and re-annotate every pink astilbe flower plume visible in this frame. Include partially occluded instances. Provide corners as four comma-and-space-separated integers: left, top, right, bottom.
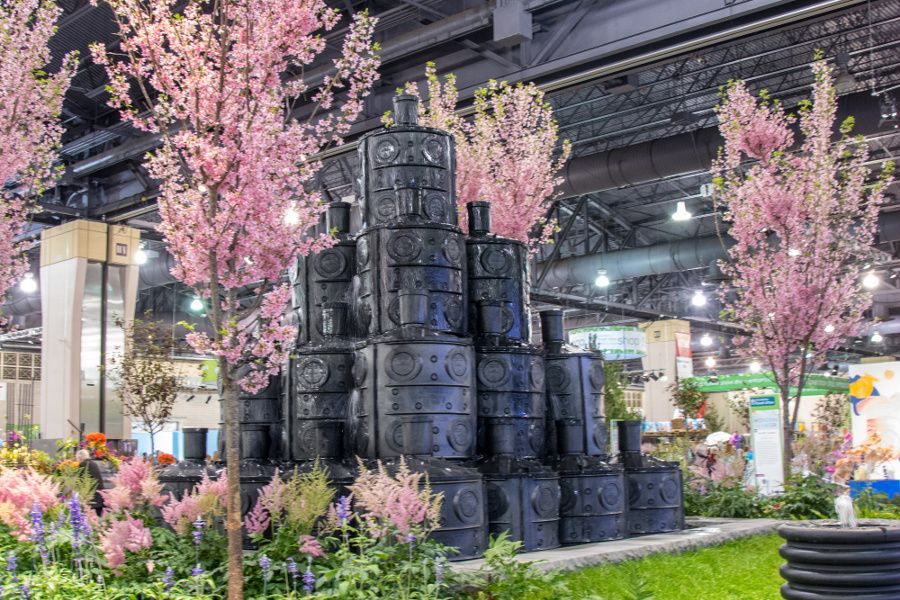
100, 458, 166, 515
0, 468, 60, 541
100, 514, 153, 570
349, 457, 442, 539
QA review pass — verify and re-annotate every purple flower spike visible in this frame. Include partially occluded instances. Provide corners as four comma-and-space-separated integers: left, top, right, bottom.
336, 495, 351, 526
162, 566, 174, 591
303, 565, 315, 594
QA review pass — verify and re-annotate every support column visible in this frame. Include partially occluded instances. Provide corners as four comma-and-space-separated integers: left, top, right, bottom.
640, 319, 691, 421
39, 221, 140, 441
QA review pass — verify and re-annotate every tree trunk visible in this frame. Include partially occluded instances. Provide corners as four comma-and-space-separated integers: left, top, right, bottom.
149, 432, 155, 462
221, 365, 244, 600
781, 386, 793, 481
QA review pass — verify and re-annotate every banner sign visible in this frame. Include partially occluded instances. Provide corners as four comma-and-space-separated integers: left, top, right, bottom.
847, 362, 900, 453
750, 394, 784, 494
567, 326, 646, 360
689, 372, 847, 395
674, 332, 693, 378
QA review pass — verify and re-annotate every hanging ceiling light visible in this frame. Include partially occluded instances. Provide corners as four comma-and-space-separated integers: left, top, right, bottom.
871, 331, 884, 343
283, 202, 300, 226
705, 356, 717, 368
134, 247, 148, 265
18, 273, 37, 294
863, 271, 880, 290
700, 333, 713, 347
595, 269, 610, 288
190, 297, 204, 313
749, 360, 761, 373
691, 290, 707, 307
671, 201, 692, 221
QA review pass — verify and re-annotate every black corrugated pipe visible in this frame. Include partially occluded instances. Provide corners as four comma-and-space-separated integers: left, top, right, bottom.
537, 211, 900, 289
138, 250, 179, 289
556, 90, 890, 199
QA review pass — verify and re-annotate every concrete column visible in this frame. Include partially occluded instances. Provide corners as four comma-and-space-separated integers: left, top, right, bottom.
640, 319, 691, 421
39, 221, 141, 441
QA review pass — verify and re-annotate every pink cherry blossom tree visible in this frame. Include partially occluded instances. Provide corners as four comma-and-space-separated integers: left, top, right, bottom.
713, 58, 894, 471
92, 1, 378, 595
398, 63, 570, 248
0, 0, 75, 323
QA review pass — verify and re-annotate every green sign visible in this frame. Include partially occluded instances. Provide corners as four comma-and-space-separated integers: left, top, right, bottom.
687, 372, 847, 396
201, 359, 218, 384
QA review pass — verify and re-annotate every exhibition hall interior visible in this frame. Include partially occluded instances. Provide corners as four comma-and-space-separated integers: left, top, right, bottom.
0, 0, 899, 598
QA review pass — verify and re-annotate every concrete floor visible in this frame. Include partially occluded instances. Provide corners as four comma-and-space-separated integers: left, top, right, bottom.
455, 518, 781, 573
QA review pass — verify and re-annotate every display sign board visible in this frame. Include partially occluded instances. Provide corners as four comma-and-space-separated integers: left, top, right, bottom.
567, 326, 646, 360
750, 395, 784, 494
689, 372, 847, 395
847, 362, 900, 453
674, 332, 693, 378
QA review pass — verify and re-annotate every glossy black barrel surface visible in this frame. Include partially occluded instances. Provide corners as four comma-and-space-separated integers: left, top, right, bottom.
351, 330, 476, 459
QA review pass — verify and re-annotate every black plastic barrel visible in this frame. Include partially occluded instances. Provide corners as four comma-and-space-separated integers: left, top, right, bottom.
183, 428, 208, 461
778, 521, 900, 599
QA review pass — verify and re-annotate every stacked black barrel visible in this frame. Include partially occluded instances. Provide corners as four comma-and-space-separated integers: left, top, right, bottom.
466, 201, 561, 551
616, 420, 684, 534
349, 95, 487, 559
206, 94, 684, 559
541, 310, 626, 543
285, 202, 358, 489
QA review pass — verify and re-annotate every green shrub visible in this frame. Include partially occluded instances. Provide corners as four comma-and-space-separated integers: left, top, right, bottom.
854, 488, 900, 519
455, 533, 570, 600
766, 475, 837, 520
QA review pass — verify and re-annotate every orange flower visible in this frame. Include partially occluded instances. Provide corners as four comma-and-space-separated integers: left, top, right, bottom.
157, 453, 176, 466
85, 432, 107, 446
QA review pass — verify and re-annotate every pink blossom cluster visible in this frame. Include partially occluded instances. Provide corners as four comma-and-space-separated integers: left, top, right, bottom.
243, 471, 285, 535
713, 59, 894, 427
99, 514, 153, 569
0, 0, 75, 319
401, 63, 570, 249
99, 458, 167, 514
91, 0, 380, 392
160, 472, 228, 535
348, 458, 442, 538
0, 468, 60, 540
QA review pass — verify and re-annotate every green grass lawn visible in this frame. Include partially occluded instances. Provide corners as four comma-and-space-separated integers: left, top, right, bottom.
561, 534, 784, 600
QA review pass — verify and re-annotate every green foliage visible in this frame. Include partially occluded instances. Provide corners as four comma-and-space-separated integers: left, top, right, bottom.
848, 487, 900, 519
668, 378, 707, 419
283, 464, 334, 535
686, 473, 843, 520
765, 475, 837, 520
457, 532, 570, 600
687, 479, 767, 519
727, 393, 751, 431
604, 362, 641, 421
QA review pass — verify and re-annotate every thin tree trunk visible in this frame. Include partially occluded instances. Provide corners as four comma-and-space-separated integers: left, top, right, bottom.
781, 385, 793, 480
221, 364, 243, 600
149, 432, 155, 462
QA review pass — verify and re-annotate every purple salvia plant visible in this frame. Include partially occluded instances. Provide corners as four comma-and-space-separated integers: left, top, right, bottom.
29, 503, 47, 563
162, 566, 174, 591
336, 495, 350, 526
286, 556, 298, 583
191, 517, 205, 546
191, 564, 204, 577
303, 564, 315, 594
